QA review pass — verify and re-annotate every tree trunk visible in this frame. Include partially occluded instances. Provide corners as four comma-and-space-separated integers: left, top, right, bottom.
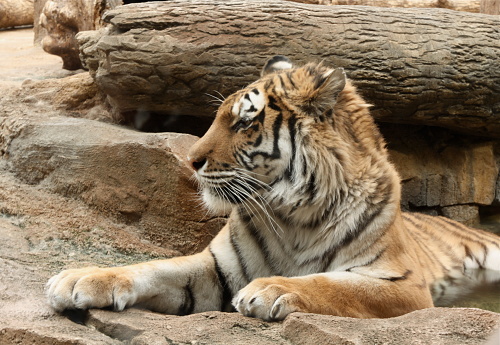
292, 0, 480, 13
78, 0, 500, 137
35, 0, 122, 69
0, 0, 34, 29
481, 0, 500, 14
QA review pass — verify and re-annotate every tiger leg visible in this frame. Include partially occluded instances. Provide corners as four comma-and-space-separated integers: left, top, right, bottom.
46, 249, 223, 315
233, 272, 434, 321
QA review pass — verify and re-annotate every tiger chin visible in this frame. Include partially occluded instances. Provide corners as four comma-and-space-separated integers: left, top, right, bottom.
47, 56, 500, 321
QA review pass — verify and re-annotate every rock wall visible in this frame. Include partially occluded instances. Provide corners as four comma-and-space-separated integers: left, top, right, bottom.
383, 125, 500, 226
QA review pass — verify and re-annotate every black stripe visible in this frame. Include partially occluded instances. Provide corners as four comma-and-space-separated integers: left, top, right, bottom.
253, 134, 263, 147
287, 115, 298, 179
247, 113, 282, 161
278, 75, 289, 97
230, 224, 252, 283
209, 247, 234, 312
381, 270, 413, 282
268, 96, 281, 111
234, 151, 253, 171
286, 71, 297, 89
346, 248, 386, 272
256, 109, 266, 124
264, 79, 273, 92
178, 278, 195, 315
317, 203, 388, 271
306, 173, 317, 202
245, 220, 281, 276
435, 216, 500, 248
402, 213, 461, 265
464, 244, 485, 269
338, 202, 386, 249
405, 222, 444, 280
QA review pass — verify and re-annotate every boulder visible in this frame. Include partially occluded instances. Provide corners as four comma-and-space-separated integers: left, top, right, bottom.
19, 73, 111, 121
4, 117, 225, 255
282, 309, 500, 345
383, 125, 499, 224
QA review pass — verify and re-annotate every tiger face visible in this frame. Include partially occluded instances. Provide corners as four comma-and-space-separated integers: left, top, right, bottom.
187, 56, 348, 215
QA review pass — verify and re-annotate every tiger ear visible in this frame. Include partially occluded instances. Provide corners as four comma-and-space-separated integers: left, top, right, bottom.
261, 55, 294, 77
309, 67, 346, 112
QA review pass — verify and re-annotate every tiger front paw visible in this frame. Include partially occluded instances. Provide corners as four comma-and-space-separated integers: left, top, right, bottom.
46, 267, 137, 312
233, 278, 305, 321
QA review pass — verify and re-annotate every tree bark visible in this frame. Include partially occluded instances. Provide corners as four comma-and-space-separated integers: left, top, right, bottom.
0, 0, 34, 29
481, 0, 500, 14
292, 0, 480, 13
35, 0, 122, 69
78, 0, 500, 137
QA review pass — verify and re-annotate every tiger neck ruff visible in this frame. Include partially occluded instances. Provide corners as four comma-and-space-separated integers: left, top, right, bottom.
47, 56, 500, 321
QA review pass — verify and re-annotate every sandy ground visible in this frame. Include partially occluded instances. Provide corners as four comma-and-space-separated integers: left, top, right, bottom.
0, 28, 69, 86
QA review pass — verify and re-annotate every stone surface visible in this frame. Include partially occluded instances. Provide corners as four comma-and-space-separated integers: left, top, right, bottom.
4, 117, 224, 255
282, 309, 500, 345
19, 73, 111, 121
383, 125, 499, 220
441, 205, 480, 227
77, 0, 500, 137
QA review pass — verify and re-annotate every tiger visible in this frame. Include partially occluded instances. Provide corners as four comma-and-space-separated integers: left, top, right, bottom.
47, 56, 500, 321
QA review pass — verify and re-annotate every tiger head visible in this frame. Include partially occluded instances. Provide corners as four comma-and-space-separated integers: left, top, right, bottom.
188, 56, 399, 227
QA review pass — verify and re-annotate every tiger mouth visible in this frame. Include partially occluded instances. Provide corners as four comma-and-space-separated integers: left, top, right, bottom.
198, 173, 266, 205
204, 179, 257, 204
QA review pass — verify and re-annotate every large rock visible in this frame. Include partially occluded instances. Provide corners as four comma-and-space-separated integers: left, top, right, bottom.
58, 308, 500, 344
77, 0, 500, 137
3, 117, 225, 255
383, 125, 499, 225
282, 309, 500, 345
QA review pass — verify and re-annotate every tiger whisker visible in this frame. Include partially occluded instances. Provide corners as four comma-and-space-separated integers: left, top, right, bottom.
234, 169, 276, 193
231, 177, 284, 236
229, 181, 282, 237
213, 90, 226, 101
204, 92, 225, 105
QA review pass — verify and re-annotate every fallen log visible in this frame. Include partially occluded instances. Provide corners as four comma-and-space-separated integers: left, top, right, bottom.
37, 0, 122, 70
0, 0, 34, 29
480, 0, 500, 14
291, 0, 480, 13
78, 0, 500, 137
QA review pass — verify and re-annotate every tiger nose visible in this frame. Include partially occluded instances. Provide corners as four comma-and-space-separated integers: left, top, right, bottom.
187, 156, 207, 171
